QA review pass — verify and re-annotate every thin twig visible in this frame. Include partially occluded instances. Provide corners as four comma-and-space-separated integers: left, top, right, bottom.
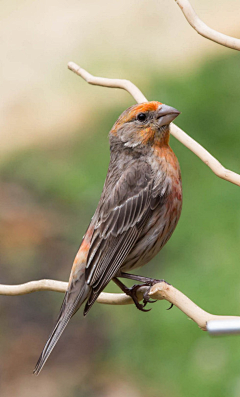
68, 62, 240, 187
170, 124, 240, 185
174, 0, 240, 51
0, 280, 141, 305
68, 62, 147, 103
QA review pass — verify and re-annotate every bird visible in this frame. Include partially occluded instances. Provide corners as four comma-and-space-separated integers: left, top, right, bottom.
33, 101, 182, 374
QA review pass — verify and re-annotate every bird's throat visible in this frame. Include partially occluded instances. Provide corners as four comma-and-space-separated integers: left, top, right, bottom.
140, 125, 170, 147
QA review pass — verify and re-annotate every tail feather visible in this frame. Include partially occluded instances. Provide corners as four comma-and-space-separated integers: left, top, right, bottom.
33, 284, 90, 375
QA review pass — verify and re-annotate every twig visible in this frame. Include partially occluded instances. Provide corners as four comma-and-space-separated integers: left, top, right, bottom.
68, 62, 240, 187
174, 0, 240, 51
68, 62, 147, 103
0, 279, 136, 305
0, 279, 239, 333
170, 124, 240, 185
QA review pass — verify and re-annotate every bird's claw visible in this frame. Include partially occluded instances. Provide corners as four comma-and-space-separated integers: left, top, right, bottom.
143, 288, 157, 306
121, 278, 171, 312
125, 284, 152, 312
128, 284, 160, 312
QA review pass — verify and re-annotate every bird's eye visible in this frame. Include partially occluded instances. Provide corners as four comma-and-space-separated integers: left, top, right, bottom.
137, 113, 147, 122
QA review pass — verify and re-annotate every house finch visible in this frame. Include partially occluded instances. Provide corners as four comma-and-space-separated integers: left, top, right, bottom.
34, 101, 182, 374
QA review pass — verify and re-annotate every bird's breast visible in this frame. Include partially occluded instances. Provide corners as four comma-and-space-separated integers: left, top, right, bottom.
122, 145, 182, 271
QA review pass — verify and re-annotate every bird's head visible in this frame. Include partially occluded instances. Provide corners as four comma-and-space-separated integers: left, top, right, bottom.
110, 101, 180, 149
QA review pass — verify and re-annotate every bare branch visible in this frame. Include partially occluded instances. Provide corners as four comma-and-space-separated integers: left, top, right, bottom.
0, 280, 68, 295
148, 282, 240, 331
170, 124, 240, 186
175, 0, 240, 51
1, 279, 239, 333
68, 62, 147, 103
0, 279, 140, 305
68, 62, 240, 187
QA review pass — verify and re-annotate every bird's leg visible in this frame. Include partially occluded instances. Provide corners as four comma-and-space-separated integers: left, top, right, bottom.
119, 271, 168, 285
118, 272, 172, 307
112, 278, 151, 312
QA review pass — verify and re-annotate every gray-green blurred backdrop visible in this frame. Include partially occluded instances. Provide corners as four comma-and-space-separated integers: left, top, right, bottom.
0, 1, 240, 396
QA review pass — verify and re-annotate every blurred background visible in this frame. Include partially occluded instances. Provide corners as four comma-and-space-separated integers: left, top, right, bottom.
0, 0, 240, 396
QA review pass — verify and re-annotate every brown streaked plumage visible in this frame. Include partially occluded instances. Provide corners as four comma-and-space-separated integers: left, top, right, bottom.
34, 101, 182, 374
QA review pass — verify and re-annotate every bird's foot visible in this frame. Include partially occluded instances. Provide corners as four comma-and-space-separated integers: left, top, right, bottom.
125, 284, 152, 312
141, 279, 174, 310
114, 275, 172, 312
142, 280, 174, 311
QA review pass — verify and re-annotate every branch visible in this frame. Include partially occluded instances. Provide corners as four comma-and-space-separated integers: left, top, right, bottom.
170, 124, 240, 186
68, 62, 240, 187
1, 279, 239, 334
148, 282, 240, 333
175, 0, 240, 51
68, 62, 147, 103
0, 279, 135, 305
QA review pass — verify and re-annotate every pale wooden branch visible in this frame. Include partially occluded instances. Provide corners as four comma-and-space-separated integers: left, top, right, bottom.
68, 62, 147, 103
148, 282, 240, 331
0, 279, 135, 305
170, 124, 240, 186
175, 0, 240, 51
68, 62, 240, 187
0, 279, 239, 332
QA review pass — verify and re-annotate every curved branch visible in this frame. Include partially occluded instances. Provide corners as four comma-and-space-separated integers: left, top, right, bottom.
68, 62, 147, 103
68, 62, 240, 187
0, 279, 68, 295
1, 279, 239, 334
175, 0, 240, 51
0, 279, 139, 305
170, 124, 240, 185
148, 282, 240, 332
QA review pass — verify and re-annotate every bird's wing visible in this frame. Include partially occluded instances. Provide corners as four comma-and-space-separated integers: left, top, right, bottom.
33, 159, 167, 374
84, 159, 166, 314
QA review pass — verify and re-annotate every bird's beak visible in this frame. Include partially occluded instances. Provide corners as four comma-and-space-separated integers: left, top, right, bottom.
157, 104, 180, 127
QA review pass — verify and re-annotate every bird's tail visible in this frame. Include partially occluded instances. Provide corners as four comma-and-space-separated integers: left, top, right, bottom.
33, 282, 90, 375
